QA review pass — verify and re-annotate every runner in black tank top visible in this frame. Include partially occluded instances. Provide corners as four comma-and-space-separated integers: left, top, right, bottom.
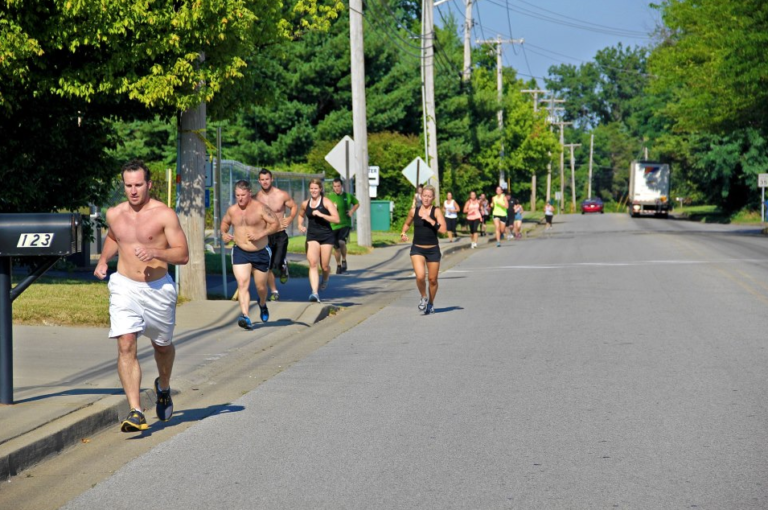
399, 185, 447, 315
299, 179, 340, 302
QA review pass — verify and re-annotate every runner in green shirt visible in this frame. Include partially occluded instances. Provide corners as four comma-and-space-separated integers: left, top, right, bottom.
328, 178, 360, 274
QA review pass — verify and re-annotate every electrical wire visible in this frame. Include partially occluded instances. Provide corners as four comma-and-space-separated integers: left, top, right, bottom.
504, 0, 518, 55
483, 0, 651, 39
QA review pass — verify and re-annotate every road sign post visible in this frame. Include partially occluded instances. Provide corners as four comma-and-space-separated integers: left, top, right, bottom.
325, 136, 359, 194
759, 174, 768, 224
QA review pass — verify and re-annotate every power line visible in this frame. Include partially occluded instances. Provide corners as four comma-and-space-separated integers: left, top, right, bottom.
513, 0, 650, 37
483, 0, 651, 39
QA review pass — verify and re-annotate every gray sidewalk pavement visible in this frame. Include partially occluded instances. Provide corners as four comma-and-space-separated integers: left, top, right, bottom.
1, 227, 517, 480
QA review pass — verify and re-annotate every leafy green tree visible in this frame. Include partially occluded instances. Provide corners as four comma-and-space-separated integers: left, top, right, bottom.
649, 0, 768, 135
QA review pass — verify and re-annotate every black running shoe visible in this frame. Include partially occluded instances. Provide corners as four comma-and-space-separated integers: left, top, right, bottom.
341, 260, 347, 273
336, 265, 343, 275
424, 303, 435, 315
120, 409, 149, 432
260, 304, 269, 323
154, 377, 173, 422
238, 315, 252, 329
279, 264, 289, 284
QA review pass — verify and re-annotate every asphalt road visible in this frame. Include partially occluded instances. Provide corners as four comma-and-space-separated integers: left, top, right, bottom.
50, 215, 768, 507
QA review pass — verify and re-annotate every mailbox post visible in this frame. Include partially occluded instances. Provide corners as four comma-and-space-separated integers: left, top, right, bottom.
0, 213, 82, 404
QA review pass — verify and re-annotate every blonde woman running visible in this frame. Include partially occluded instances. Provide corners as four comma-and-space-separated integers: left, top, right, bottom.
298, 179, 340, 302
400, 185, 447, 315
491, 186, 509, 247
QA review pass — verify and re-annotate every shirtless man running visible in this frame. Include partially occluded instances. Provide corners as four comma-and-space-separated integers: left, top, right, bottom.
221, 180, 281, 329
94, 159, 189, 433
255, 168, 298, 301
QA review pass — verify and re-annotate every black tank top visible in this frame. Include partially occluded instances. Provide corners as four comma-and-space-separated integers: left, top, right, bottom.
413, 206, 439, 246
307, 196, 332, 236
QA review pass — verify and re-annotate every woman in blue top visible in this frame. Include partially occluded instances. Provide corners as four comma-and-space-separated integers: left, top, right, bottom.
298, 179, 340, 302
400, 185, 447, 315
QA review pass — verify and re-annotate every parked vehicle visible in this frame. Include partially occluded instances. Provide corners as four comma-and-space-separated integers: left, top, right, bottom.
629, 161, 671, 218
581, 198, 604, 214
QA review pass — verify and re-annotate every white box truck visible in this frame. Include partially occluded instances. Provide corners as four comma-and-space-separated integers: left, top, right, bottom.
628, 160, 671, 217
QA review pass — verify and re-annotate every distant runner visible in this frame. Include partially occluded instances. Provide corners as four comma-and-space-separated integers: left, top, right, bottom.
463, 190, 482, 249
491, 186, 509, 247
545, 200, 555, 230
328, 178, 359, 274
256, 168, 298, 302
442, 191, 459, 243
221, 180, 281, 329
298, 178, 340, 302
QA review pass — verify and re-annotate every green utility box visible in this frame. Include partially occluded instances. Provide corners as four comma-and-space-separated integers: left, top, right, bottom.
370, 200, 392, 231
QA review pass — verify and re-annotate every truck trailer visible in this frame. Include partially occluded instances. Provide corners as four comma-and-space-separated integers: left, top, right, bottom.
628, 160, 671, 218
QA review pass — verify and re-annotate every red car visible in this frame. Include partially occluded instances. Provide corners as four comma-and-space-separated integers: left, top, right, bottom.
581, 198, 604, 214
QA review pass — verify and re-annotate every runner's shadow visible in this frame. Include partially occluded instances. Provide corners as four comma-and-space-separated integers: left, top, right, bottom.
126, 403, 245, 439
435, 306, 463, 314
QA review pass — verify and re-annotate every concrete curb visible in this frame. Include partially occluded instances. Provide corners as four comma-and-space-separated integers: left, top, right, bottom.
0, 307, 334, 481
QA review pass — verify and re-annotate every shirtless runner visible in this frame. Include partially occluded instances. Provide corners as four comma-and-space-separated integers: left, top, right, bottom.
94, 159, 189, 433
255, 168, 298, 301
221, 179, 281, 329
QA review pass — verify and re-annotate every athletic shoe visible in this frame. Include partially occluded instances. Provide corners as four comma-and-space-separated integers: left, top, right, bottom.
309, 293, 320, 303
237, 314, 252, 329
319, 279, 328, 291
496, 242, 501, 247
418, 296, 428, 311
336, 265, 343, 275
260, 304, 269, 323
269, 291, 279, 302
154, 377, 173, 422
279, 264, 289, 284
120, 409, 148, 432
341, 260, 347, 273
424, 303, 435, 315
471, 242, 476, 249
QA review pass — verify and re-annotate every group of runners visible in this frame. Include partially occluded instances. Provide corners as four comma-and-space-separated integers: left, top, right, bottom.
95, 161, 360, 432
94, 159, 535, 433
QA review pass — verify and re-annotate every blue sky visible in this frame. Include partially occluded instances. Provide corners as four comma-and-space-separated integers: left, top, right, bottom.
434, 0, 660, 86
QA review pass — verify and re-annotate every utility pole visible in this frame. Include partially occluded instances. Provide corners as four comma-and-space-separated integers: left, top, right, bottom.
350, 0, 371, 246
588, 133, 594, 199
423, 0, 439, 199
435, 0, 472, 82
542, 95, 565, 205
553, 121, 572, 212
477, 35, 524, 188
521, 89, 547, 211
564, 143, 582, 212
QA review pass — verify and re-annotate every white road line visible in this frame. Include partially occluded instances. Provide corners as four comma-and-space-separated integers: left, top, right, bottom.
445, 258, 768, 272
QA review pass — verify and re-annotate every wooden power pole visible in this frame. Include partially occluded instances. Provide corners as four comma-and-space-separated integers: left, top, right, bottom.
422, 0, 440, 199
564, 143, 582, 212
521, 88, 547, 211
350, 0, 371, 247
477, 35, 524, 189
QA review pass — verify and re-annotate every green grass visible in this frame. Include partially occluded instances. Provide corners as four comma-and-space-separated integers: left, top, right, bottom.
677, 205, 765, 224
12, 276, 111, 327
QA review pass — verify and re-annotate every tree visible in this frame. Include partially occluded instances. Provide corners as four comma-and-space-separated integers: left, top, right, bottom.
648, 0, 768, 135
1, 0, 343, 299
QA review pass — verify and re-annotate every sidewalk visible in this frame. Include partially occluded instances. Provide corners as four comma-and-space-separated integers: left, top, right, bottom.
0, 234, 494, 480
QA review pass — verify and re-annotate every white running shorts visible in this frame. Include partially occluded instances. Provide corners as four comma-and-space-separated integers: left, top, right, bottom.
108, 272, 177, 346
